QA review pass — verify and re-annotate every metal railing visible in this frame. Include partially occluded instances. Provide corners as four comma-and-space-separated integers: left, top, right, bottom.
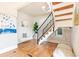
33, 12, 54, 44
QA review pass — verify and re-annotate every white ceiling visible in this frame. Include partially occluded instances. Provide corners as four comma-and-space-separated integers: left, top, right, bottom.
0, 2, 50, 16
0, 2, 31, 16
0, 2, 31, 10
19, 2, 50, 16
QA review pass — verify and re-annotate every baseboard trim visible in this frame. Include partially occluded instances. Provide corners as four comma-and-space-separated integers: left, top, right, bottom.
0, 45, 17, 54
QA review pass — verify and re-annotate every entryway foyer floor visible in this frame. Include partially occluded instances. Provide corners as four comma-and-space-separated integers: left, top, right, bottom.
0, 39, 58, 57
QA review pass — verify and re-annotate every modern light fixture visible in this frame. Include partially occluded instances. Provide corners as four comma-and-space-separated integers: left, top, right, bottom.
42, 2, 51, 12
42, 6, 46, 9
47, 2, 52, 12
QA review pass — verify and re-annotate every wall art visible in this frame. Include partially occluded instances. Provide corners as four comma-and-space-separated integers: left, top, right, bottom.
0, 13, 16, 34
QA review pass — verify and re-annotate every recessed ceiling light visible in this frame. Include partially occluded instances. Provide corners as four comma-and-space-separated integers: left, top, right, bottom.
42, 3, 51, 12
42, 6, 46, 9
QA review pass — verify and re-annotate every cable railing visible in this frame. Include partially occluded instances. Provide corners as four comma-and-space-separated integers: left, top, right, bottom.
37, 12, 54, 44
33, 12, 54, 44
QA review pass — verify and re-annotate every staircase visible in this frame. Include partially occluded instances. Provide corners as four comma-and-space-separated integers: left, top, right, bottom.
33, 12, 55, 45
33, 12, 72, 46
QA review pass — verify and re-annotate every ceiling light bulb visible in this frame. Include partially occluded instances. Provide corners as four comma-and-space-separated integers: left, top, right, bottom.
42, 6, 46, 9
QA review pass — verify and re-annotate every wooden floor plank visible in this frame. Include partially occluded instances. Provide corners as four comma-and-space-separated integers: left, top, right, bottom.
0, 39, 58, 57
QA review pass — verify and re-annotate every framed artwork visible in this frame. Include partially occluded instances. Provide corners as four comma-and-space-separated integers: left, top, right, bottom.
55, 28, 63, 37
0, 13, 16, 34
57, 28, 62, 35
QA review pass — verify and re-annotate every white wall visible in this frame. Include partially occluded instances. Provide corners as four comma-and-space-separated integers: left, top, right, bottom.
48, 27, 72, 46
0, 6, 17, 17
71, 3, 79, 56
71, 25, 79, 56
33, 14, 49, 36
17, 11, 34, 43
33, 14, 49, 26
0, 7, 17, 54
0, 34, 17, 54
17, 11, 49, 43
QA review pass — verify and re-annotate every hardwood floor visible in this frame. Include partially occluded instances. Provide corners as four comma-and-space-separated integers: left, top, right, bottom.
0, 39, 58, 57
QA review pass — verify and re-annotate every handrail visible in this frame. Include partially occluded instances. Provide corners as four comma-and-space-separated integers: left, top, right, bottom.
37, 28, 58, 43
33, 12, 54, 44
38, 23, 53, 41
37, 19, 54, 41
43, 19, 52, 32
37, 12, 52, 31
37, 13, 54, 44
37, 13, 53, 37
43, 21, 53, 34
33, 12, 52, 38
